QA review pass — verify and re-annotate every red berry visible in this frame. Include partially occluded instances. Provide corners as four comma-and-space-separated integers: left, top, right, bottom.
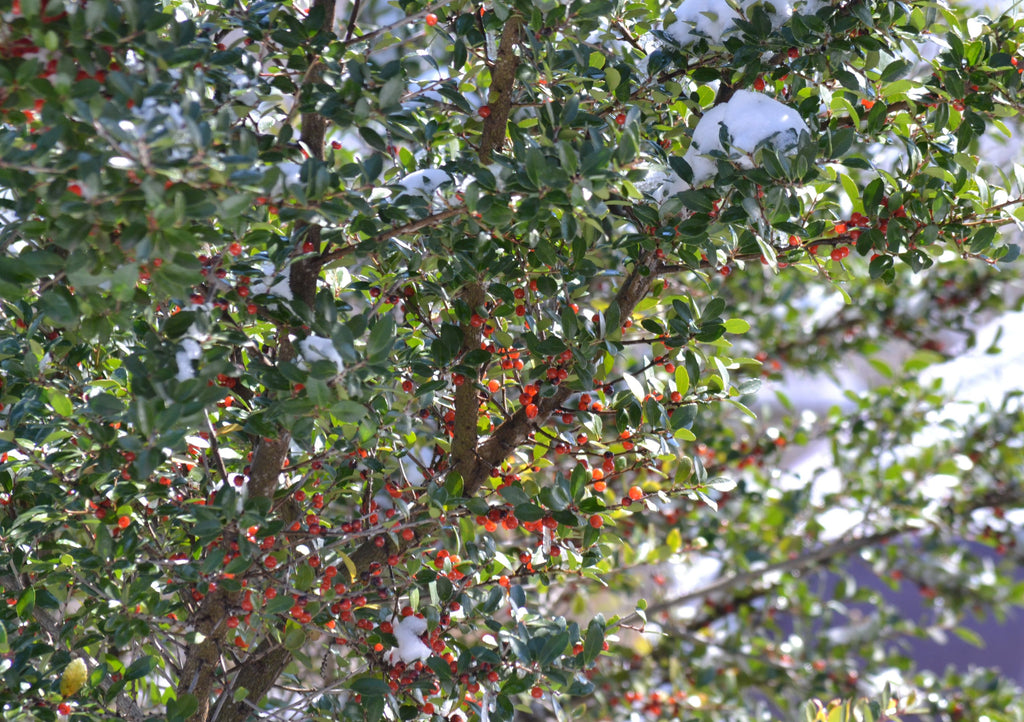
615, 113, 626, 126
531, 686, 544, 698
754, 77, 765, 92
302, 240, 315, 253
628, 486, 643, 501
478, 105, 492, 119
402, 379, 414, 392
425, 12, 438, 26
589, 514, 603, 528
830, 246, 850, 262
228, 242, 242, 256
788, 47, 799, 59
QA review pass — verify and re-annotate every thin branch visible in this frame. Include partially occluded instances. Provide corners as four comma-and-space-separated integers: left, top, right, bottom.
616, 527, 903, 627
338, 1, 450, 50
343, 0, 361, 42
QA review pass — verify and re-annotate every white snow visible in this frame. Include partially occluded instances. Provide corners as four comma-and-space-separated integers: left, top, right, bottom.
249, 261, 294, 301
388, 614, 433, 664
663, 0, 826, 48
636, 167, 691, 205
684, 89, 809, 185
268, 162, 302, 198
175, 338, 202, 382
396, 169, 452, 199
297, 335, 345, 373
642, 89, 810, 200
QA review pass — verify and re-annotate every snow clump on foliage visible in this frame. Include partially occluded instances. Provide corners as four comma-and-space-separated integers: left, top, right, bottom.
644, 89, 810, 202
388, 614, 433, 664
175, 339, 202, 382
249, 260, 294, 301
684, 89, 810, 183
297, 335, 345, 373
662, 0, 826, 47
396, 169, 453, 199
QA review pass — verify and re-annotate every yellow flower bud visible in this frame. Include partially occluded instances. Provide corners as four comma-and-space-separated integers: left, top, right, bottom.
60, 658, 87, 697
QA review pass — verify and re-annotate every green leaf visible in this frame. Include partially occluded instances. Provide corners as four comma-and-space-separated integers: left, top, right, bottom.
724, 318, 750, 334
583, 616, 605, 664
622, 372, 645, 401
674, 364, 689, 397
45, 388, 73, 417
16, 587, 35, 618
167, 693, 198, 722
124, 655, 156, 681
351, 676, 391, 695
378, 75, 405, 112
284, 624, 307, 651
366, 315, 395, 362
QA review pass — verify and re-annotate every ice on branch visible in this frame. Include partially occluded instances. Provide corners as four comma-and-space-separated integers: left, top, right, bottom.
388, 614, 432, 664
663, 0, 825, 47
297, 335, 345, 373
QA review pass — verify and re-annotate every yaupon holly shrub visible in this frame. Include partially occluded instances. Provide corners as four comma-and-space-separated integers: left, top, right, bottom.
3, 0, 1024, 720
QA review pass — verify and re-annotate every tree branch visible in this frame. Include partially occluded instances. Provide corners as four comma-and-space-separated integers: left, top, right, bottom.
462, 251, 658, 498
479, 15, 523, 163
185, 1, 338, 718
214, 640, 292, 722
451, 283, 487, 482
616, 527, 903, 627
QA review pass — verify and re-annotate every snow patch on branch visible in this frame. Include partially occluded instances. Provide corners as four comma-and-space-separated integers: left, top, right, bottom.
643, 89, 810, 200
175, 339, 202, 382
249, 261, 294, 301
396, 169, 453, 199
663, 0, 825, 47
297, 335, 345, 373
684, 89, 810, 185
388, 614, 432, 664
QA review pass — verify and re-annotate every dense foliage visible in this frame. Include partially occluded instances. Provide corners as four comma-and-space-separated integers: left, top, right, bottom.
2, 0, 1024, 720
